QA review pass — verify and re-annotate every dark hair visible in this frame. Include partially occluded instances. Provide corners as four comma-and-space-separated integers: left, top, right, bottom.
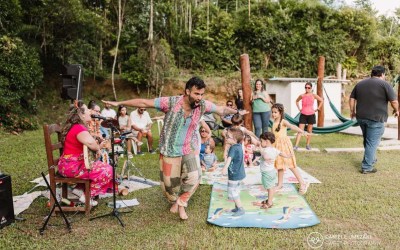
226, 100, 233, 105
371, 66, 385, 77
117, 105, 128, 119
88, 100, 97, 110
260, 132, 275, 144
205, 143, 215, 152
61, 100, 86, 144
231, 114, 243, 125
305, 82, 312, 88
244, 134, 252, 143
254, 79, 265, 91
185, 76, 206, 91
228, 127, 244, 143
271, 103, 284, 132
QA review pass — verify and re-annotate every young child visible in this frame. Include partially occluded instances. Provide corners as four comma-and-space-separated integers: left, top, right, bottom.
223, 114, 259, 161
257, 132, 292, 209
270, 103, 310, 195
222, 127, 246, 216
201, 144, 218, 172
243, 135, 256, 167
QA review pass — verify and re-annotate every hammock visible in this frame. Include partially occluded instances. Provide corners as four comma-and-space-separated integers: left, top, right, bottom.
274, 88, 358, 134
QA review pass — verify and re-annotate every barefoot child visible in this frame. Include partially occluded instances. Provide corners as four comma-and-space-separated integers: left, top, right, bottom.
270, 103, 310, 195
257, 132, 292, 208
222, 127, 246, 216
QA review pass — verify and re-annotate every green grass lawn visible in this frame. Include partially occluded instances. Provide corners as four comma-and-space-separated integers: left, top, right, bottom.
1, 127, 400, 249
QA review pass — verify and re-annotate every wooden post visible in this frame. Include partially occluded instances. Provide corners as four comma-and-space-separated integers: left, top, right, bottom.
317, 56, 325, 127
240, 54, 252, 131
398, 84, 400, 140
336, 63, 342, 80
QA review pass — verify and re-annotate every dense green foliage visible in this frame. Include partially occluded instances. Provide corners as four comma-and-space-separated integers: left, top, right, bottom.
1, 0, 400, 130
0, 36, 42, 130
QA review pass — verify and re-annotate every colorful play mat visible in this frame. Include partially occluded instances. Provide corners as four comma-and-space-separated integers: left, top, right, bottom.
201, 163, 321, 185
207, 183, 320, 229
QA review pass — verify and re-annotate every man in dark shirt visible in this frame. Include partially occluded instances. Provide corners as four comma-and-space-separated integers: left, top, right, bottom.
349, 65, 399, 174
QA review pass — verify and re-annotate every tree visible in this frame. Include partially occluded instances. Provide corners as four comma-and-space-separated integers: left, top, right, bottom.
0, 36, 42, 130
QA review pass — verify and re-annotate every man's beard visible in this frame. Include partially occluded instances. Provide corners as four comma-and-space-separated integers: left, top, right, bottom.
189, 96, 200, 109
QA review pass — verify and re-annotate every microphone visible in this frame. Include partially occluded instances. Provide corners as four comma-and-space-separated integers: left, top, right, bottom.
91, 114, 107, 120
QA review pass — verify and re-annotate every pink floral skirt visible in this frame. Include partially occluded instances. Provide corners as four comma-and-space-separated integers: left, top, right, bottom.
58, 154, 113, 197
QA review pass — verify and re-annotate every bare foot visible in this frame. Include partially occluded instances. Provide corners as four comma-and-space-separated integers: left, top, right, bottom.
275, 185, 283, 191
170, 203, 178, 214
178, 205, 188, 220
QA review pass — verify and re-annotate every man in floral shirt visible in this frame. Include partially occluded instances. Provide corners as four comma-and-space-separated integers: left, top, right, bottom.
103, 77, 247, 219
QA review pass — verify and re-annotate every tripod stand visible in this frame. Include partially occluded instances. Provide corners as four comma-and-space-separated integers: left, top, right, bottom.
90, 119, 131, 227
118, 132, 147, 183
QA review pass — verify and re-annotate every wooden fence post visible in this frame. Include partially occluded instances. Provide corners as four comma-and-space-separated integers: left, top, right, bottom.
240, 54, 252, 131
317, 56, 325, 127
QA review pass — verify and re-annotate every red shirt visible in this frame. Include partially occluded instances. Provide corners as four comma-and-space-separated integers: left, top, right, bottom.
64, 124, 87, 154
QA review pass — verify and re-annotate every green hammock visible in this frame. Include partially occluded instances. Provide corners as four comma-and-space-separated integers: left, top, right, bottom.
272, 88, 359, 134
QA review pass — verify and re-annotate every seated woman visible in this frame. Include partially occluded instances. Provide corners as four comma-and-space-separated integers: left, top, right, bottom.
117, 105, 142, 158
58, 100, 114, 206
199, 120, 215, 161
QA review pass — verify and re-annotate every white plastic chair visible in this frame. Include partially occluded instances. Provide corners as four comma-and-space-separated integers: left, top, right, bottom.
156, 119, 164, 136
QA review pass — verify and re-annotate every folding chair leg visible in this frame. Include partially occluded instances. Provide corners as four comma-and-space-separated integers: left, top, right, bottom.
39, 172, 71, 235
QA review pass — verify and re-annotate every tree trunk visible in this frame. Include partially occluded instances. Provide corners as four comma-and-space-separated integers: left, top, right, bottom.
248, 0, 251, 19
336, 63, 342, 80
207, 0, 209, 45
189, 1, 192, 37
148, 0, 155, 98
240, 54, 253, 131
317, 56, 325, 127
111, 0, 125, 101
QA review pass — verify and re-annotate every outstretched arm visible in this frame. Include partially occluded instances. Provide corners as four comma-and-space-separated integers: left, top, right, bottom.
283, 119, 307, 135
102, 99, 155, 109
214, 105, 248, 117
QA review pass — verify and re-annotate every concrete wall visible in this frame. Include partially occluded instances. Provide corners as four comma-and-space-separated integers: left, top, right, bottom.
265, 80, 343, 121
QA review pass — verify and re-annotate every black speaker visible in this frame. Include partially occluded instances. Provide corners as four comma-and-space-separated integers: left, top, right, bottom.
61, 64, 84, 100
0, 175, 15, 229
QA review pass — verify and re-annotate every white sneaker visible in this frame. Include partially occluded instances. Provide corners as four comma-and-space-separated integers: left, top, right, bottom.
72, 188, 84, 198
79, 195, 98, 207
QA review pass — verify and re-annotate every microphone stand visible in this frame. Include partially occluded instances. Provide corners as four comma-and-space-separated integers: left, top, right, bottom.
89, 119, 131, 227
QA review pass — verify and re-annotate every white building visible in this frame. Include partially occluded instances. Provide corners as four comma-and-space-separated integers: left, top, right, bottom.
266, 77, 350, 121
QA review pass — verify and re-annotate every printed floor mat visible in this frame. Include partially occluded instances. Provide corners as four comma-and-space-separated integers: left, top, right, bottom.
207, 183, 320, 229
201, 164, 321, 185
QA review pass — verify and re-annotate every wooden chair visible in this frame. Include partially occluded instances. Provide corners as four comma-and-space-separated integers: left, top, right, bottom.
43, 124, 92, 216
